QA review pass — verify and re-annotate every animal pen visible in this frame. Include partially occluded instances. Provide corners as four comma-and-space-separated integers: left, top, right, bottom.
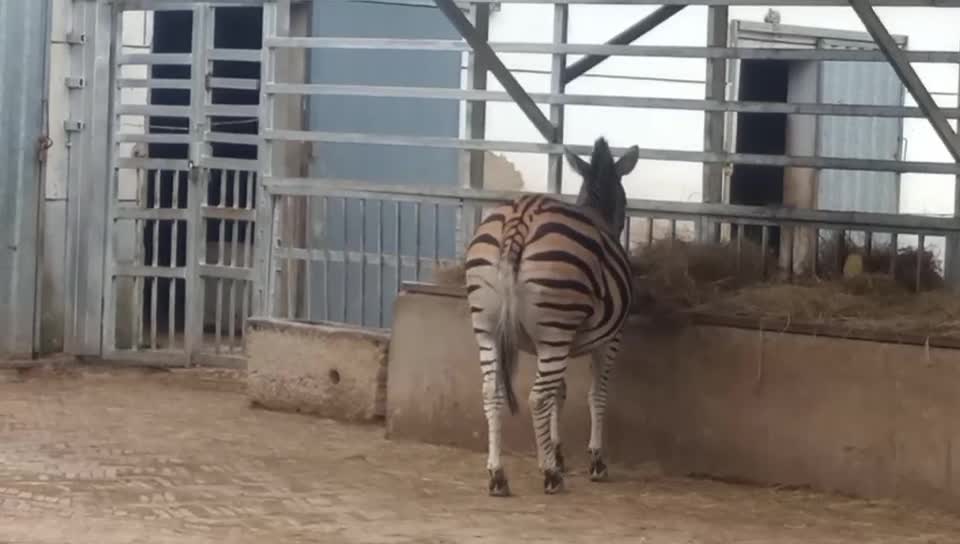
3, 0, 960, 519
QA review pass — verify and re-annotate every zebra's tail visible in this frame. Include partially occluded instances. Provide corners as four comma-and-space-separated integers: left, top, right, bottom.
494, 216, 525, 415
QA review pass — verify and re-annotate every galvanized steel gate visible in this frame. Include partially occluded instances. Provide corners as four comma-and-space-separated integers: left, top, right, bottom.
104, 1, 262, 366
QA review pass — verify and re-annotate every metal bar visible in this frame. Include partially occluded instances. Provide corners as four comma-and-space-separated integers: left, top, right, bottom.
700, 5, 727, 244
322, 196, 330, 321
207, 77, 261, 91
432, 0, 557, 141
117, 104, 191, 117
547, 3, 568, 194
205, 104, 260, 117
646, 217, 653, 246
395, 201, 403, 299
917, 234, 926, 292
117, 158, 191, 170
208, 48, 261, 62
849, 0, 960, 163
378, 200, 385, 327
118, 53, 192, 66
230, 175, 241, 348
434, 203, 441, 278
360, 199, 367, 326
116, 207, 190, 221
736, 223, 744, 272
412, 0, 960, 5
116, 133, 193, 145
150, 170, 161, 350
169, 173, 180, 350
563, 6, 684, 84
264, 130, 960, 175
206, 132, 260, 146
760, 225, 769, 278
341, 197, 348, 323
201, 207, 257, 221
265, 37, 960, 63
266, 82, 960, 119
118, 78, 193, 90
253, 2, 278, 318
305, 195, 313, 322
414, 202, 421, 281
198, 265, 255, 282
946, 42, 960, 291
260, 177, 960, 234
198, 157, 259, 170
890, 233, 899, 277
284, 195, 294, 321
115, 265, 188, 280
459, 3, 489, 253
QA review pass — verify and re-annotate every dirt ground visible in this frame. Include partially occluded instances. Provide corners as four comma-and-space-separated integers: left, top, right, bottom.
1, 365, 959, 544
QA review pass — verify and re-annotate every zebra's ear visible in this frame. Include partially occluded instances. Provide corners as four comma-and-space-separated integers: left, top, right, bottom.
564, 147, 590, 178
615, 145, 640, 177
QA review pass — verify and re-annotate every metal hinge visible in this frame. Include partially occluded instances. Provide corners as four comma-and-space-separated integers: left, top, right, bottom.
65, 31, 86, 45
65, 77, 85, 89
64, 120, 85, 133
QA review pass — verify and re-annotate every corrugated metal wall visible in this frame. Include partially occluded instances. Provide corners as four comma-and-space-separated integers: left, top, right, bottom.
817, 60, 903, 214
0, 0, 51, 356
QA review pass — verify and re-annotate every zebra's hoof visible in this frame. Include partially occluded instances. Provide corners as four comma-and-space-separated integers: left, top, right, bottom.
488, 468, 511, 497
543, 469, 564, 494
555, 445, 566, 474
589, 456, 609, 482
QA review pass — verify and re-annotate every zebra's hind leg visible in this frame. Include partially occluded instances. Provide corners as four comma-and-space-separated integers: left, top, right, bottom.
588, 334, 621, 482
530, 346, 572, 495
473, 325, 510, 497
552, 378, 567, 474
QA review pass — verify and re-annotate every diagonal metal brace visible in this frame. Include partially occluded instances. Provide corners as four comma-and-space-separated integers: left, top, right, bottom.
563, 5, 685, 85
433, 0, 558, 142
849, 0, 960, 163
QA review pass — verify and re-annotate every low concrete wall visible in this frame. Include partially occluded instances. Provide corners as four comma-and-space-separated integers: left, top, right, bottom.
387, 287, 960, 512
247, 318, 388, 423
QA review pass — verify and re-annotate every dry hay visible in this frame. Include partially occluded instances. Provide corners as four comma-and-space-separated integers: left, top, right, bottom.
429, 238, 960, 339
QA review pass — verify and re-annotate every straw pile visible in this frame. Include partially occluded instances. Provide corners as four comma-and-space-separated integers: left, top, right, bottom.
431, 238, 960, 339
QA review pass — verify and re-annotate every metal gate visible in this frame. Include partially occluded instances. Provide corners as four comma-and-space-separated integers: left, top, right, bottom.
103, 1, 262, 366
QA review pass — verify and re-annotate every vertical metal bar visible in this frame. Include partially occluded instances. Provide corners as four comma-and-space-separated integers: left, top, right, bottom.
134, 167, 145, 351
837, 229, 846, 275
546, 3, 568, 194
623, 216, 632, 256
736, 223, 744, 273
414, 202, 421, 282
890, 232, 899, 278
360, 199, 367, 326
101, 3, 123, 356
646, 217, 653, 246
322, 196, 329, 321
812, 228, 820, 277
150, 170, 161, 351
229, 173, 239, 348
304, 194, 313, 322
669, 219, 677, 244
865, 230, 874, 258
241, 172, 254, 343
377, 199, 385, 328
186, 4, 211, 362
283, 194, 294, 321
168, 172, 180, 350
433, 203, 440, 275
760, 225, 769, 279
395, 200, 402, 298
947, 44, 960, 290
459, 3, 489, 252
700, 5, 728, 243
341, 197, 348, 323
254, 2, 279, 318
917, 234, 925, 292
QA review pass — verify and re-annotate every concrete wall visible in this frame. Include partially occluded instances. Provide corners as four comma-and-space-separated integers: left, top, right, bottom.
387, 287, 960, 513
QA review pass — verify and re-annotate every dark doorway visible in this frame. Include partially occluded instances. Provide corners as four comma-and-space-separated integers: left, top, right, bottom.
729, 59, 789, 253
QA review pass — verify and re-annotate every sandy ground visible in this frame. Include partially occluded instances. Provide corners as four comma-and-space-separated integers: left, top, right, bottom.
0, 364, 958, 544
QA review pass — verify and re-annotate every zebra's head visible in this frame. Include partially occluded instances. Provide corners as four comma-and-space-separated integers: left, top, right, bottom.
564, 137, 640, 236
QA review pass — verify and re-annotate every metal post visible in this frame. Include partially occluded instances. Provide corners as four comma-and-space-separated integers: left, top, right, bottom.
185, 5, 210, 361
254, 1, 280, 317
457, 3, 489, 256
562, 6, 684, 85
946, 44, 960, 290
546, 4, 568, 194
700, 5, 727, 243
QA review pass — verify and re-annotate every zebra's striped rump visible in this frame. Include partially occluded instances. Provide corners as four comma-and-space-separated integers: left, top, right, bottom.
464, 193, 633, 414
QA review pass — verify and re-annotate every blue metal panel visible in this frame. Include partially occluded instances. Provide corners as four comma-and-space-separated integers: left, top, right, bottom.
817, 60, 902, 215
0, 0, 50, 355
308, 0, 462, 327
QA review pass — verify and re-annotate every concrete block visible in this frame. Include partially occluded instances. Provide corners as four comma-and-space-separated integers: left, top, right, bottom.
247, 318, 388, 423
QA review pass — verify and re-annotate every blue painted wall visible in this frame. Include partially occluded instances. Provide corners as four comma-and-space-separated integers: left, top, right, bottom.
307, 0, 462, 327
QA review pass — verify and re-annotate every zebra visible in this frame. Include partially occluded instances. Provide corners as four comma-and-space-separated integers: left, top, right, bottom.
464, 137, 639, 496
